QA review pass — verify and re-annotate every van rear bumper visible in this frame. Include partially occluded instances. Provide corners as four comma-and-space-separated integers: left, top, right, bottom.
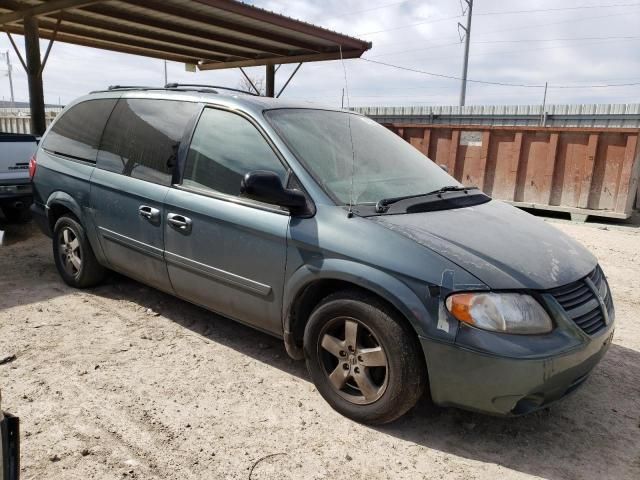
420, 327, 614, 416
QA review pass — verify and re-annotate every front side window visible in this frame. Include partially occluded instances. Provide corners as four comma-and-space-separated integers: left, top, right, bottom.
41, 99, 117, 162
97, 98, 199, 185
182, 108, 287, 197
265, 109, 459, 205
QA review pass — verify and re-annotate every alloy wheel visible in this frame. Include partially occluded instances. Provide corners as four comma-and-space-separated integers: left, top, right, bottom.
58, 227, 82, 277
318, 316, 389, 405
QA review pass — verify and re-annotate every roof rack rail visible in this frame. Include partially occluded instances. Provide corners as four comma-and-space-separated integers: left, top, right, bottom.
107, 85, 162, 91
164, 83, 260, 96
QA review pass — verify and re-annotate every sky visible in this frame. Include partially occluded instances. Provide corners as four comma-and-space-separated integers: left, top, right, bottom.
0, 0, 639, 108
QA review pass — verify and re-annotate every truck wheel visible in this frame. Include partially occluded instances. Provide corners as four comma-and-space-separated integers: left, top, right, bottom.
304, 290, 426, 424
53, 215, 106, 288
1, 205, 31, 223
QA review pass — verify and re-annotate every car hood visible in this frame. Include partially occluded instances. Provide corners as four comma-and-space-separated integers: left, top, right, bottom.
369, 200, 597, 290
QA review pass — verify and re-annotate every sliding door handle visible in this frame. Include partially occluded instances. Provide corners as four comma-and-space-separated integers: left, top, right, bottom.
167, 213, 192, 232
138, 205, 160, 222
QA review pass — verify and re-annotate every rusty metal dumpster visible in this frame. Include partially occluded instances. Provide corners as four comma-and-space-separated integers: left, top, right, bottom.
386, 124, 640, 221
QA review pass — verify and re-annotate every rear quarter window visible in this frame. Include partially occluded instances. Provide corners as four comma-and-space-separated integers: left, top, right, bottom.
96, 98, 199, 186
41, 99, 117, 162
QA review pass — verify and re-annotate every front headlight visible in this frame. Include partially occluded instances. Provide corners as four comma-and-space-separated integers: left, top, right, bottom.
445, 293, 553, 334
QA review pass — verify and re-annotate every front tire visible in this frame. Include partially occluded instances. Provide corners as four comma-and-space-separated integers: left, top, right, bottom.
53, 215, 106, 288
304, 290, 426, 424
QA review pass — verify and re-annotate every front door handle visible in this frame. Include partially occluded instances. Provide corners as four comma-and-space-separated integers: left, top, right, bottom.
167, 213, 192, 232
138, 205, 160, 222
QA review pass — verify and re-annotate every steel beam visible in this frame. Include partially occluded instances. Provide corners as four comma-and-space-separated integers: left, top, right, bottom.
265, 64, 275, 97
199, 49, 364, 70
3, 23, 201, 64
276, 63, 302, 98
81, 3, 294, 57
24, 16, 46, 135
0, 0, 104, 25
32, 18, 231, 62
123, 0, 322, 53
193, 0, 371, 51
45, 11, 254, 59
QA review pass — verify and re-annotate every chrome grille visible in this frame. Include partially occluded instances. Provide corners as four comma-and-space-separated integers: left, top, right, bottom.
548, 266, 613, 335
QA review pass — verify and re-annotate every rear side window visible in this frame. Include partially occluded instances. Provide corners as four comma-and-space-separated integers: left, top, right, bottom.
97, 98, 198, 186
182, 108, 287, 197
41, 99, 117, 162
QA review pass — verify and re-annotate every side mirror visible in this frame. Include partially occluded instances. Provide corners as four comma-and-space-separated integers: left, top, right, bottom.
240, 170, 309, 215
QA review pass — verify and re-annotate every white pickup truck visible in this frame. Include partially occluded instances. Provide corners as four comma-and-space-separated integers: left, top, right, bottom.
0, 133, 38, 222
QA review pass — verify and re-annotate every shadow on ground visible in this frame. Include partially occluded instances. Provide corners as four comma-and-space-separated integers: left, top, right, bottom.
91, 273, 640, 480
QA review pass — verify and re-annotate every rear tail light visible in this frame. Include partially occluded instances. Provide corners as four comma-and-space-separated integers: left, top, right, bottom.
28, 155, 37, 180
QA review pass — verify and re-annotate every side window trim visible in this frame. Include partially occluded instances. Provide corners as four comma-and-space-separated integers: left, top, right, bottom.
175, 104, 292, 188
96, 98, 201, 186
41, 98, 118, 164
173, 102, 205, 186
175, 182, 290, 215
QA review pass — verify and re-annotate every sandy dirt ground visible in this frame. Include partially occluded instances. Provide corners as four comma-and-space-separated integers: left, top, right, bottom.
0, 215, 639, 480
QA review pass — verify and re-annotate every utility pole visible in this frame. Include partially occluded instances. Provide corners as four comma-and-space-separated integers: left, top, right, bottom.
163, 60, 168, 85
458, 0, 473, 106
5, 51, 15, 108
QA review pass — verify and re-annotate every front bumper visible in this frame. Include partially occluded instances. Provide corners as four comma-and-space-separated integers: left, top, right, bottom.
420, 326, 614, 416
0, 412, 19, 480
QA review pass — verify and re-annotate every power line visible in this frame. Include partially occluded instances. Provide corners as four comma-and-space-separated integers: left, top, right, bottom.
365, 35, 640, 59
360, 58, 640, 89
361, 58, 545, 87
475, 2, 640, 16
367, 8, 638, 45
357, 14, 463, 36
353, 2, 640, 36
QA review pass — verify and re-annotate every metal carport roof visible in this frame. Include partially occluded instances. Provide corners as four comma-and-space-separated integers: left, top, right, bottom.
1, 0, 371, 133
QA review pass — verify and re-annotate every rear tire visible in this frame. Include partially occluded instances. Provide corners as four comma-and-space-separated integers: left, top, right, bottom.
53, 215, 106, 288
304, 290, 426, 424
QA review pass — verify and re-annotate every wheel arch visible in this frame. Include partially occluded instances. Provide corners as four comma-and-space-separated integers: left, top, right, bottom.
282, 259, 433, 360
46, 191, 83, 231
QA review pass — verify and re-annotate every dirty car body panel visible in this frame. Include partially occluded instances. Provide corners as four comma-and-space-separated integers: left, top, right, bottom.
31, 88, 615, 419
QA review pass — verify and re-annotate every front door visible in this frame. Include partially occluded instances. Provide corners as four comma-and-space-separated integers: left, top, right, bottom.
164, 107, 291, 334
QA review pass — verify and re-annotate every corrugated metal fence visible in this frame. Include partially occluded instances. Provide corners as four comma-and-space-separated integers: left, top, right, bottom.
355, 103, 640, 128
384, 124, 640, 220
0, 108, 61, 134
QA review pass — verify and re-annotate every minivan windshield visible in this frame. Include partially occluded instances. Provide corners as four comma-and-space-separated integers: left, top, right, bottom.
265, 109, 460, 205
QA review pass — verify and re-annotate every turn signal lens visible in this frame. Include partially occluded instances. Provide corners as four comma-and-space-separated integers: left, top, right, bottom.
445, 292, 553, 334
445, 293, 475, 324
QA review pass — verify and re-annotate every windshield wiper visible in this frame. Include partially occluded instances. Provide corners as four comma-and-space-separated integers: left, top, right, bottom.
375, 185, 476, 213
